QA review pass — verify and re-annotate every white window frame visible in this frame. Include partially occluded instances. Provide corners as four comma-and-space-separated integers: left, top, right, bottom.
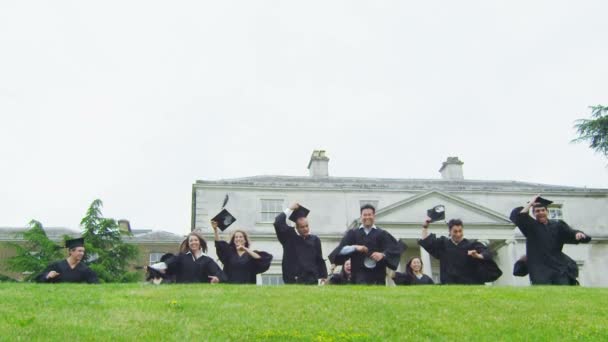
149, 252, 165, 265
259, 199, 285, 223
261, 274, 284, 286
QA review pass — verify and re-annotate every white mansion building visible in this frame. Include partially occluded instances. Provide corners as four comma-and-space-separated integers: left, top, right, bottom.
191, 151, 608, 286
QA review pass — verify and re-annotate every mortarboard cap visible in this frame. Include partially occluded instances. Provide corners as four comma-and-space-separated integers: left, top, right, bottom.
289, 205, 310, 223
533, 197, 553, 207
65, 237, 84, 249
426, 205, 446, 223
212, 209, 237, 231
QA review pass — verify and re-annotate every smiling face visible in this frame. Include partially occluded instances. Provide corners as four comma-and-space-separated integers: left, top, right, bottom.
233, 231, 247, 247
450, 225, 464, 243
409, 258, 422, 273
188, 235, 201, 251
360, 208, 375, 228
68, 247, 85, 262
533, 206, 549, 223
296, 218, 310, 238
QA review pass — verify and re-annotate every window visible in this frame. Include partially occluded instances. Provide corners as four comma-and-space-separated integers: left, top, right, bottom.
359, 200, 379, 210
261, 274, 284, 286
548, 206, 563, 220
149, 252, 165, 265
260, 199, 284, 222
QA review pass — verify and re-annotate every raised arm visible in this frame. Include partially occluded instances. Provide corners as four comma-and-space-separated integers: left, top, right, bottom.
509, 195, 541, 236
273, 203, 299, 245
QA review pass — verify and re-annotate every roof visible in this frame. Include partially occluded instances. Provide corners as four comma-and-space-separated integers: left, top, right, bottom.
194, 175, 608, 194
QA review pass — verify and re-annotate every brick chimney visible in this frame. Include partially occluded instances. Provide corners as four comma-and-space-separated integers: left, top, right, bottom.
439, 157, 464, 180
308, 150, 329, 177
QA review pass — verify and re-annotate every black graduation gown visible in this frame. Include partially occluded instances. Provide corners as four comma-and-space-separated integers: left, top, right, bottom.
418, 234, 495, 284
329, 227, 405, 285
393, 272, 435, 285
273, 212, 328, 284
35, 259, 99, 284
510, 207, 591, 285
328, 271, 352, 285
164, 252, 227, 283
215, 241, 273, 284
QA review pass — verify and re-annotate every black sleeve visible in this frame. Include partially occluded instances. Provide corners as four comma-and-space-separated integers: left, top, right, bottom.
34, 262, 60, 283
315, 238, 328, 279
273, 212, 296, 245
85, 267, 99, 284
381, 231, 406, 270
328, 229, 356, 265
472, 241, 492, 261
422, 275, 435, 285
251, 251, 273, 274
393, 272, 412, 285
418, 234, 444, 259
558, 220, 592, 244
513, 259, 529, 277
510, 206, 536, 237
164, 254, 181, 274
215, 241, 232, 265
206, 259, 228, 283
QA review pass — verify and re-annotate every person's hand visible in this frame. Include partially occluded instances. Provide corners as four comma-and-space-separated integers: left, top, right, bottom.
211, 220, 218, 231
237, 245, 246, 252
468, 250, 484, 260
529, 194, 541, 206
208, 276, 220, 284
575, 232, 587, 240
370, 252, 385, 262
46, 271, 60, 279
289, 202, 300, 210
423, 217, 432, 229
355, 245, 369, 254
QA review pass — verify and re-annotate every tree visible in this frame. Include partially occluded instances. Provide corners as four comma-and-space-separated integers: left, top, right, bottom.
5, 220, 65, 281
81, 199, 139, 282
573, 105, 608, 158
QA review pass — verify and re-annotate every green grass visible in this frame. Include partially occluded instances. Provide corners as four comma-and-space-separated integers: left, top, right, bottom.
1, 284, 607, 341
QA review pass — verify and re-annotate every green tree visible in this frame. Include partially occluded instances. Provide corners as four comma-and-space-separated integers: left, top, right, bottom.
81, 199, 139, 282
5, 220, 65, 281
573, 105, 608, 158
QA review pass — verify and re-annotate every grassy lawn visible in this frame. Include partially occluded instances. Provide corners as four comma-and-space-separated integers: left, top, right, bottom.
1, 284, 607, 341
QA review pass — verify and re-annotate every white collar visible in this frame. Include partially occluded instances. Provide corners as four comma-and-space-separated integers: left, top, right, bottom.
186, 249, 207, 258
359, 225, 377, 230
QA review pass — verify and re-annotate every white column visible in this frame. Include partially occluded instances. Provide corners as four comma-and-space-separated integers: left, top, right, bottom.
419, 245, 432, 276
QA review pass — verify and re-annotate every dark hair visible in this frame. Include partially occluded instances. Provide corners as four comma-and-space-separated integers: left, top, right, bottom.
360, 204, 376, 214
229, 230, 251, 248
406, 257, 424, 278
179, 232, 208, 254
448, 219, 464, 231
532, 203, 548, 210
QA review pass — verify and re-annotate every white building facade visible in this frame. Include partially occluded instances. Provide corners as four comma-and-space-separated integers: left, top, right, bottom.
192, 151, 608, 286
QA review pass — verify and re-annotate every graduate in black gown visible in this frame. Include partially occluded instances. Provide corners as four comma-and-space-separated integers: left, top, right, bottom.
418, 218, 501, 284
35, 238, 98, 284
212, 221, 273, 284
510, 195, 591, 285
328, 259, 352, 285
329, 204, 405, 285
150, 232, 227, 284
273, 202, 328, 285
392, 257, 434, 285
146, 253, 175, 285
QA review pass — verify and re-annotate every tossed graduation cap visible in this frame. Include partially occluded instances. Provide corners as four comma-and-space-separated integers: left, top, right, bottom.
65, 237, 84, 249
212, 209, 236, 231
289, 205, 310, 223
534, 196, 553, 207
426, 205, 446, 223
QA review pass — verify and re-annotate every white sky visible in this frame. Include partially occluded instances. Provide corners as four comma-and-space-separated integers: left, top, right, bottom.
1, 1, 607, 235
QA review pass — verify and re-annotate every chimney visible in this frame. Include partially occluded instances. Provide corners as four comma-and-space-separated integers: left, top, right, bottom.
308, 150, 329, 177
117, 219, 132, 234
439, 157, 464, 180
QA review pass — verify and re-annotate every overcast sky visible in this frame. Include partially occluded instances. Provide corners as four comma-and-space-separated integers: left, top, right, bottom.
1, 1, 606, 235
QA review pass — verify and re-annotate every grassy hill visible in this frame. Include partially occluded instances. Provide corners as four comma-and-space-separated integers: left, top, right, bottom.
1, 284, 606, 341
